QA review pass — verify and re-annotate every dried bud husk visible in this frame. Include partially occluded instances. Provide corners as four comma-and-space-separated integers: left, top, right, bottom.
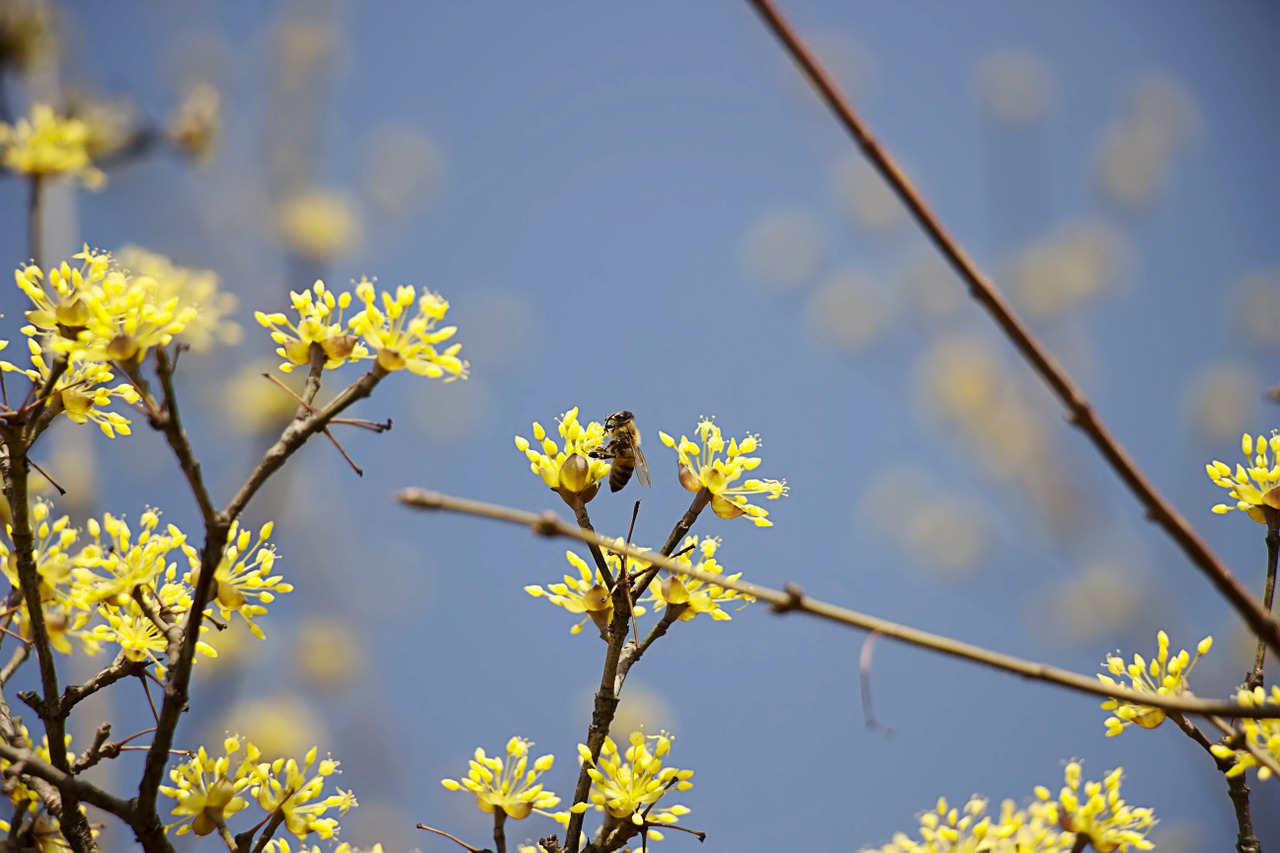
323, 334, 358, 362
677, 463, 702, 493
106, 334, 143, 367
375, 347, 406, 372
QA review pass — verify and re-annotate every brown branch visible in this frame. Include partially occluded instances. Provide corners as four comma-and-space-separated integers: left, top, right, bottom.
396, 488, 1280, 721
743, 0, 1280, 659
1169, 713, 1259, 853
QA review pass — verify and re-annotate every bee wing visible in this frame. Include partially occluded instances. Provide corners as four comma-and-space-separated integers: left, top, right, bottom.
634, 442, 651, 488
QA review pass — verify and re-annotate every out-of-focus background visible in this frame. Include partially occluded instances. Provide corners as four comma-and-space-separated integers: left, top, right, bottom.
2, 1, 1279, 850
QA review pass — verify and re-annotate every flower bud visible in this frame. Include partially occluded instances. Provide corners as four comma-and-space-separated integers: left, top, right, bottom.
54, 295, 89, 338
558, 453, 591, 494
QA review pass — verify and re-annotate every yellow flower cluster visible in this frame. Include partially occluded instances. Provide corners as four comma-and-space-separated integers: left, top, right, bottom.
160, 737, 356, 842
525, 547, 648, 635
1210, 685, 1280, 780
2, 247, 234, 436
0, 103, 104, 188
1097, 631, 1212, 736
441, 736, 560, 820
1207, 432, 1280, 523
0, 500, 289, 678
254, 277, 467, 380
572, 731, 692, 842
863, 764, 1153, 853
640, 536, 754, 622
514, 407, 611, 500
659, 418, 787, 526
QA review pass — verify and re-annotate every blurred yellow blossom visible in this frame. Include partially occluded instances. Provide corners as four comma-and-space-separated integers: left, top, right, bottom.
441, 736, 559, 820
168, 80, 222, 162
0, 103, 104, 188
277, 187, 362, 262
116, 245, 240, 349
658, 417, 787, 526
1098, 632, 1212, 736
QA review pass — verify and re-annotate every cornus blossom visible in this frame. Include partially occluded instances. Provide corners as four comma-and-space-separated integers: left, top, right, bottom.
515, 407, 610, 500
1097, 631, 1212, 736
641, 536, 754, 622
573, 731, 693, 842
525, 547, 648, 635
255, 280, 367, 372
441, 736, 560, 819
252, 747, 357, 842
860, 795, 1065, 853
159, 736, 259, 837
659, 417, 787, 526
1041, 763, 1155, 852
354, 277, 468, 379
1210, 685, 1280, 780
1206, 432, 1280, 523
0, 102, 104, 188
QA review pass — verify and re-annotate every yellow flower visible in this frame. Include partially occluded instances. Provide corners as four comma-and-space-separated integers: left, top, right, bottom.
525, 547, 647, 634
441, 736, 559, 820
1041, 763, 1155, 852
514, 408, 610, 500
641, 536, 754, 622
861, 795, 1065, 853
252, 747, 356, 841
16, 247, 202, 364
353, 277, 467, 379
1097, 631, 1212, 736
1207, 432, 1280, 523
255, 280, 367, 373
184, 520, 291, 640
0, 103, 104, 188
573, 731, 691, 841
1, 337, 140, 438
159, 736, 258, 837
1209, 685, 1280, 780
658, 418, 787, 527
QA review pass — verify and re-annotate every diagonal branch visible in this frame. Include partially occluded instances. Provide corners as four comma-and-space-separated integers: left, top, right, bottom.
397, 488, 1280, 722
742, 0, 1280, 659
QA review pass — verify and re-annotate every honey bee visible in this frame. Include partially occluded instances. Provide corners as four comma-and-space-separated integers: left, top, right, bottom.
590, 410, 651, 492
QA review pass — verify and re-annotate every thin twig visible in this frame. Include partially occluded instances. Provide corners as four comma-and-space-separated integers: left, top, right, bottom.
743, 0, 1280, 660
396, 488, 1280, 721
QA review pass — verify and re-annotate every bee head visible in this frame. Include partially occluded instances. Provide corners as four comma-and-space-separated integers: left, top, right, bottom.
605, 410, 634, 429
